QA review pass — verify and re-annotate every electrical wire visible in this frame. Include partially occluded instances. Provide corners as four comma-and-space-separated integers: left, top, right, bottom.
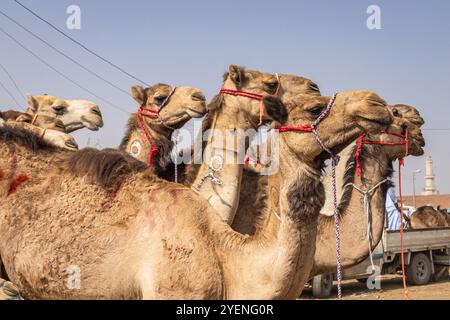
0, 25, 130, 114
0, 9, 131, 97
13, 0, 150, 87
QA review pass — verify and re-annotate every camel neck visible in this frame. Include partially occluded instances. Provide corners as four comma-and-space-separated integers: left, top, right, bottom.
222, 138, 325, 299
191, 96, 256, 224
312, 143, 392, 275
121, 114, 174, 176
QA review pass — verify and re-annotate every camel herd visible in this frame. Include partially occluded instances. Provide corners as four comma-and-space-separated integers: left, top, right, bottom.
0, 65, 428, 299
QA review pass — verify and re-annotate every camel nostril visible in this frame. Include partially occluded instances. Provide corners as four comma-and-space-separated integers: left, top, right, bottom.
191, 92, 206, 102
91, 106, 102, 117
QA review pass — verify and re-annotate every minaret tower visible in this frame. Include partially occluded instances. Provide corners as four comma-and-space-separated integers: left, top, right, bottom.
421, 156, 439, 195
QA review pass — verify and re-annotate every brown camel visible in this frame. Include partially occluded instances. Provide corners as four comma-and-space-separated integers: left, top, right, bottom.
0, 89, 392, 299
232, 105, 425, 278
25, 94, 104, 132
119, 84, 207, 176
410, 205, 450, 229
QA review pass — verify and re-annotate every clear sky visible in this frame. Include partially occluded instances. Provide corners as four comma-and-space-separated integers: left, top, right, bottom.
0, 0, 449, 195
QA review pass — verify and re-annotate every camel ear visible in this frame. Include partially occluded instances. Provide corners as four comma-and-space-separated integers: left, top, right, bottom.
27, 94, 39, 112
228, 64, 245, 86
131, 85, 147, 106
262, 96, 288, 125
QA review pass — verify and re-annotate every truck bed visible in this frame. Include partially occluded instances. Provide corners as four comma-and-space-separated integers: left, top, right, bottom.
385, 227, 450, 254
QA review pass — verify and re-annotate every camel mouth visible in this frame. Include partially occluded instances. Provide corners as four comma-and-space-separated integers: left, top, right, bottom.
186, 106, 207, 118
65, 140, 79, 150
162, 113, 193, 129
80, 116, 104, 131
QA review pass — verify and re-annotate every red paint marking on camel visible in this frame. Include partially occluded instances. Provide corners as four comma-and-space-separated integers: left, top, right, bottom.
7, 175, 29, 196
169, 188, 185, 199
0, 168, 4, 181
100, 182, 122, 213
6, 146, 29, 197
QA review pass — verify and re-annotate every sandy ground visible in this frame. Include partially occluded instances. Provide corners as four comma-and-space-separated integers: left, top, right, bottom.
301, 271, 450, 300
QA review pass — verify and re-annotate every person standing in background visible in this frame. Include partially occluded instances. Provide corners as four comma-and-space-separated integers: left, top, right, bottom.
386, 185, 402, 231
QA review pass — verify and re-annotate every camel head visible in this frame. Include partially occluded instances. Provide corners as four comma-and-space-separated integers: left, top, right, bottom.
14, 112, 66, 133
26, 94, 104, 133
221, 65, 288, 127
278, 74, 322, 101
280, 90, 393, 163
391, 104, 425, 128
131, 84, 207, 130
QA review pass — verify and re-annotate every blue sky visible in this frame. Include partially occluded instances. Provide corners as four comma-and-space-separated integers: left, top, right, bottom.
0, 0, 449, 195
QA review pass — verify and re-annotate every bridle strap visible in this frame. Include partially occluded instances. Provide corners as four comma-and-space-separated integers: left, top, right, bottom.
274, 93, 343, 298
136, 86, 177, 167
220, 73, 282, 126
354, 128, 409, 177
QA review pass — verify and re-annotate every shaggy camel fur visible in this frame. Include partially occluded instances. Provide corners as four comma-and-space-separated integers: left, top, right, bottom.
25, 94, 103, 132
119, 84, 207, 177
410, 206, 450, 229
0, 90, 392, 299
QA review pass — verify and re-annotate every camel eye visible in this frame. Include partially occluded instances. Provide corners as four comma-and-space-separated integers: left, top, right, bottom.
308, 106, 324, 118
53, 105, 66, 115
264, 82, 278, 93
154, 96, 168, 105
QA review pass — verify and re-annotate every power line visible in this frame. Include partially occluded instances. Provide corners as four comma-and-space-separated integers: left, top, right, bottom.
0, 9, 131, 97
13, 0, 150, 87
0, 25, 130, 114
0, 61, 25, 102
0, 78, 22, 109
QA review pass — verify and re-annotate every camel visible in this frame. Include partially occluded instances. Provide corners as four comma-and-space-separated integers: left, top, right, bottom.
25, 94, 104, 132
0, 111, 78, 150
0, 89, 392, 299
0, 85, 207, 300
176, 67, 322, 224
119, 84, 207, 176
1, 110, 66, 132
232, 104, 425, 278
410, 206, 450, 229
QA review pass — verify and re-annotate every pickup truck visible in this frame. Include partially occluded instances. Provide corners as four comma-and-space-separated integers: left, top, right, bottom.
309, 226, 450, 298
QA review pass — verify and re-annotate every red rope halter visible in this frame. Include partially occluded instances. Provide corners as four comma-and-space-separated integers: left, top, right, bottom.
219, 74, 281, 126
354, 129, 409, 177
136, 87, 177, 167
275, 93, 344, 298
353, 128, 409, 300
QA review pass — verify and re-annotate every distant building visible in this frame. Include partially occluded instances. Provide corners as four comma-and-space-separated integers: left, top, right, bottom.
403, 156, 447, 209
403, 194, 450, 209
421, 156, 440, 195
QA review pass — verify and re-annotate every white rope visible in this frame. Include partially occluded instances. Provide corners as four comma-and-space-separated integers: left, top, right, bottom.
345, 179, 389, 272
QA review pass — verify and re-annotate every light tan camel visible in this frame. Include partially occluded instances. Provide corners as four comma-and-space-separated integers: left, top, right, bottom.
25, 94, 103, 132
119, 84, 207, 176
177, 67, 321, 224
0, 90, 392, 299
232, 105, 425, 277
311, 110, 425, 276
1, 110, 66, 132
0, 111, 78, 150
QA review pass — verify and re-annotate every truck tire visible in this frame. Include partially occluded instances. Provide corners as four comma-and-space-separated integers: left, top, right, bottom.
406, 253, 432, 285
312, 274, 333, 298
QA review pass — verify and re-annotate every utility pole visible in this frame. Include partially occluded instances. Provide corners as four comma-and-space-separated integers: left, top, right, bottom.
412, 169, 421, 208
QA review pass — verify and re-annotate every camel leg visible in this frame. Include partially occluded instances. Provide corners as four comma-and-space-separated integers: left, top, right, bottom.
0, 279, 23, 300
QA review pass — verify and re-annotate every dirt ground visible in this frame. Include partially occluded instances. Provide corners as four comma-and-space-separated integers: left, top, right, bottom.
301, 271, 450, 300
